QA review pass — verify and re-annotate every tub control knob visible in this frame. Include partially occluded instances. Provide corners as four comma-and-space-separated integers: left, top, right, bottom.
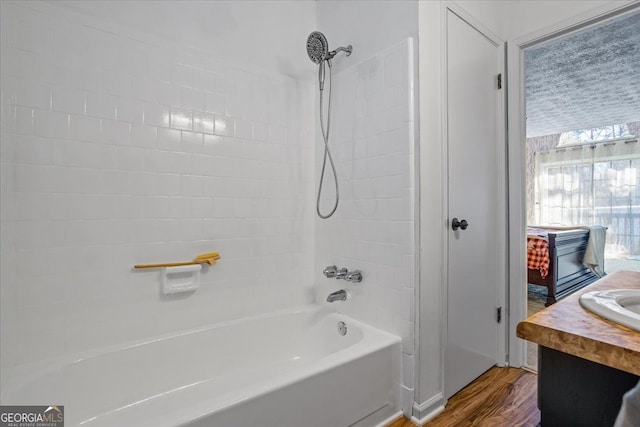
323, 265, 338, 278
346, 270, 362, 283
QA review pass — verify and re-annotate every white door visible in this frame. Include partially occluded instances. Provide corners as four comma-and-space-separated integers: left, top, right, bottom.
444, 9, 504, 399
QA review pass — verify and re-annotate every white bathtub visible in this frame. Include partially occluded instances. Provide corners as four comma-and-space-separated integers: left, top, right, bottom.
2, 305, 401, 427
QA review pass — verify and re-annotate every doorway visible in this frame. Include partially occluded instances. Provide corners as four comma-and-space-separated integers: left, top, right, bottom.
523, 8, 640, 370
507, 2, 640, 370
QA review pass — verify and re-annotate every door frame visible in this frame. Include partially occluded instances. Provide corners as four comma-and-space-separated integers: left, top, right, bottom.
442, 0, 508, 392
506, 0, 640, 367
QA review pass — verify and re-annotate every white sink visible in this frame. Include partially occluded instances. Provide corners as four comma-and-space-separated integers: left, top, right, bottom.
579, 289, 640, 332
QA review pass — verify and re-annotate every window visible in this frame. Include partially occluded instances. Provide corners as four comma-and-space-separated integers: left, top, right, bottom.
535, 136, 640, 257
558, 124, 631, 146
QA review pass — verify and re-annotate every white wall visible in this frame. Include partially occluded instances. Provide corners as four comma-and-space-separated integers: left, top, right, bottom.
453, 0, 625, 40
316, 0, 418, 71
314, 0, 419, 415
504, 0, 629, 39
416, 1, 446, 417
453, 1, 508, 38
49, 0, 316, 79
0, 0, 315, 376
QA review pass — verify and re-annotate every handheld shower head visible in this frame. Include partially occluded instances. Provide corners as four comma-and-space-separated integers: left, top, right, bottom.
307, 31, 329, 64
307, 32, 353, 91
307, 32, 353, 64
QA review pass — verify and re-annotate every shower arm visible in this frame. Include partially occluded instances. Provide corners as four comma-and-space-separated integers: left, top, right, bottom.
320, 45, 352, 90
326, 45, 353, 60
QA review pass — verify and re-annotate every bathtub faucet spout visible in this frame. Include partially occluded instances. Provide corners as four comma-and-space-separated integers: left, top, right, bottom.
327, 289, 347, 302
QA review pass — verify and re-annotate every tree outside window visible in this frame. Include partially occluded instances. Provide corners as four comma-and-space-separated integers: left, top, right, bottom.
558, 123, 632, 146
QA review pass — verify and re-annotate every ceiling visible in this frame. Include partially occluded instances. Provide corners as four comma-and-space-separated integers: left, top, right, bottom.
525, 10, 640, 138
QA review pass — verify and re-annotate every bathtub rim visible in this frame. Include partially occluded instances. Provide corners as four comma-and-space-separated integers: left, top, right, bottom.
1, 304, 401, 407
89, 329, 401, 427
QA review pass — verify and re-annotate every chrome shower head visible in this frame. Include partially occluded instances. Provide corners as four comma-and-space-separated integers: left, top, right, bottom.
307, 31, 353, 64
307, 31, 329, 64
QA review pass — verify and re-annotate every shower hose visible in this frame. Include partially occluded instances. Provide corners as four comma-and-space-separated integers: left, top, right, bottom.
316, 60, 339, 219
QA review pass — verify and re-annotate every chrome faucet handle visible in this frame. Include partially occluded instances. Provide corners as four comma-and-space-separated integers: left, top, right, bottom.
335, 267, 348, 279
323, 265, 338, 278
346, 270, 362, 283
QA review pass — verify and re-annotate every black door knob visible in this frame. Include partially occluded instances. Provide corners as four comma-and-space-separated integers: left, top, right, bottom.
452, 218, 469, 231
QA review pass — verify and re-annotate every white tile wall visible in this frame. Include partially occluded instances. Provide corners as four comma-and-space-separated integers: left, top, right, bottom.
0, 1, 315, 372
314, 39, 417, 394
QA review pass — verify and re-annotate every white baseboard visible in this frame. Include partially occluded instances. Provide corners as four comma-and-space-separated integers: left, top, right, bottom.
410, 405, 445, 426
377, 410, 405, 427
411, 392, 446, 425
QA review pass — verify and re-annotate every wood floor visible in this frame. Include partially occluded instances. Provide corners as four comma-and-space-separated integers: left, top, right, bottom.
388, 367, 540, 427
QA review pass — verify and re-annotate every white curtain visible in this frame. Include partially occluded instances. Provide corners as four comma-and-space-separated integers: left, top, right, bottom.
535, 139, 640, 255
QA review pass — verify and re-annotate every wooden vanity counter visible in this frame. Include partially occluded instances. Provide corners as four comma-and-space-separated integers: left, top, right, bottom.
517, 270, 640, 376
518, 270, 640, 426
